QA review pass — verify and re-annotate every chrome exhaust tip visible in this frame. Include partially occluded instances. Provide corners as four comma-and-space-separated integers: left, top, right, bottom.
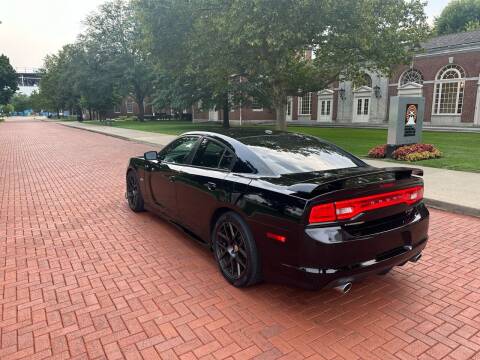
410, 253, 422, 263
334, 282, 352, 294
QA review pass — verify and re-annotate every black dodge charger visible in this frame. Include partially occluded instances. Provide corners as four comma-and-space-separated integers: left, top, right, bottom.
126, 129, 429, 292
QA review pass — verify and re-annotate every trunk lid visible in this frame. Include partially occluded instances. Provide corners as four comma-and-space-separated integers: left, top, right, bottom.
258, 166, 423, 199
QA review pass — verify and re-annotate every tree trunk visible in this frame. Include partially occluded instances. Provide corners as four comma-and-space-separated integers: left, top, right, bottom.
76, 105, 83, 122
88, 108, 92, 121
274, 95, 287, 131
137, 98, 145, 122
222, 96, 230, 129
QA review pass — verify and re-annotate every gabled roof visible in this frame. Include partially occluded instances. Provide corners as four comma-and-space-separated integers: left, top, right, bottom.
423, 29, 480, 51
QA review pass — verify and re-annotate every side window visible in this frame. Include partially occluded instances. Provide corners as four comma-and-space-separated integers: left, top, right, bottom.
219, 150, 235, 170
158, 136, 198, 164
192, 138, 229, 169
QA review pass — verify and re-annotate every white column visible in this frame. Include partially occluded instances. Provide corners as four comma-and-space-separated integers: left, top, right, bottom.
474, 75, 480, 126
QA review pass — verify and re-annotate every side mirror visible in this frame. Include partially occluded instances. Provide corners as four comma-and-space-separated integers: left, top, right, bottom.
144, 151, 158, 161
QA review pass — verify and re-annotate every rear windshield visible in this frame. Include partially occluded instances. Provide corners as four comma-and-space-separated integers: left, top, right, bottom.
242, 134, 363, 175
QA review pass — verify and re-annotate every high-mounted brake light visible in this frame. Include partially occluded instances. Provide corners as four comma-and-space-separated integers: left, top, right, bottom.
308, 186, 423, 224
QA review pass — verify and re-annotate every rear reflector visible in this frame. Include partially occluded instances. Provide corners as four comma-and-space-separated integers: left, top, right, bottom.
266, 232, 287, 243
308, 186, 423, 224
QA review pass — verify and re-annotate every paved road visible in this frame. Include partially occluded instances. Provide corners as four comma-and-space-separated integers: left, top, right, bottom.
1, 118, 480, 360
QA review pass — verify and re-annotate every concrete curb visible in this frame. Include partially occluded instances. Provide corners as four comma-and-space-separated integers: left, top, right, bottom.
57, 121, 479, 218
424, 199, 480, 218
57, 122, 162, 148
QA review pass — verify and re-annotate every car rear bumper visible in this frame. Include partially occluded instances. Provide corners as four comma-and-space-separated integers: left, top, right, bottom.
268, 203, 429, 290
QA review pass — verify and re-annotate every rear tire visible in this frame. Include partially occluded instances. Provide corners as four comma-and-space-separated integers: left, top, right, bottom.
126, 171, 144, 212
212, 212, 261, 287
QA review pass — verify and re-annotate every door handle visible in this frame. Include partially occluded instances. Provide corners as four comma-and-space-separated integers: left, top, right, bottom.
169, 175, 176, 182
205, 182, 217, 191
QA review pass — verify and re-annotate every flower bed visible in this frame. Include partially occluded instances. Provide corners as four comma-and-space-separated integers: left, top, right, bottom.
367, 144, 387, 158
367, 143, 442, 162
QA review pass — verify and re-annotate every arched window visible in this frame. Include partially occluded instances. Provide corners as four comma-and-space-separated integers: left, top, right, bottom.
400, 69, 424, 85
354, 73, 372, 89
433, 65, 465, 115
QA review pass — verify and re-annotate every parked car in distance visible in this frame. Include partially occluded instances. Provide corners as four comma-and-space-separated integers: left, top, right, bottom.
126, 129, 429, 292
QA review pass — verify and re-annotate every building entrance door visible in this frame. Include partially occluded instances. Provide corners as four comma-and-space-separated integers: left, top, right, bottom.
353, 97, 370, 122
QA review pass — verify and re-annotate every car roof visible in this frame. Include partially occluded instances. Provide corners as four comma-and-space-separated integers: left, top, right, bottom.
184, 128, 287, 140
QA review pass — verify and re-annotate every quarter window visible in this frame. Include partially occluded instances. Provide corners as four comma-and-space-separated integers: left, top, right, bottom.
158, 136, 199, 164
192, 138, 232, 169
433, 65, 465, 115
298, 93, 312, 115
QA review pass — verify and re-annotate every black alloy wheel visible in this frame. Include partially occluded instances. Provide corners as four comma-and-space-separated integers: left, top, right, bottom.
126, 171, 144, 212
213, 212, 261, 287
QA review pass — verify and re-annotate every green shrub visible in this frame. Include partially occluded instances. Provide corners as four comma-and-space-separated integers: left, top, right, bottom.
116, 115, 138, 121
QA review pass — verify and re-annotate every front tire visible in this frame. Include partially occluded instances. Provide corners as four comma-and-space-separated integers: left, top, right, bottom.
212, 212, 261, 287
126, 171, 144, 212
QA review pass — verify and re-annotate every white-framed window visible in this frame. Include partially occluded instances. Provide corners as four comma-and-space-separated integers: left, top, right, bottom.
298, 93, 312, 115
114, 104, 121, 113
433, 64, 465, 115
320, 100, 331, 116
252, 98, 263, 111
400, 68, 424, 85
126, 100, 134, 113
357, 98, 369, 115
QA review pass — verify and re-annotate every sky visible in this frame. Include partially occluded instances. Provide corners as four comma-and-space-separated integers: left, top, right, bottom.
0, 0, 452, 70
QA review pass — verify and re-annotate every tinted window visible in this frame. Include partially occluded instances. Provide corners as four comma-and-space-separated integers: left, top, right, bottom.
158, 136, 198, 164
192, 138, 227, 169
219, 150, 235, 170
241, 134, 363, 175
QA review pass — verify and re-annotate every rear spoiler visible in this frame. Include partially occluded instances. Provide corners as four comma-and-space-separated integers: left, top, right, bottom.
286, 167, 423, 195
380, 167, 423, 177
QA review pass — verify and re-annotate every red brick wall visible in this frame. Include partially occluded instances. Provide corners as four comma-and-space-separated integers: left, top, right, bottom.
391, 51, 480, 123
218, 107, 275, 121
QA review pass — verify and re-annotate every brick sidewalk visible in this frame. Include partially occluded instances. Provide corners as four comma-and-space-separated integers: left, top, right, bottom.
1, 119, 480, 360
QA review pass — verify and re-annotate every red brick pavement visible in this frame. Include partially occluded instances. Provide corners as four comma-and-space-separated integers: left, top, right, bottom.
1, 119, 480, 360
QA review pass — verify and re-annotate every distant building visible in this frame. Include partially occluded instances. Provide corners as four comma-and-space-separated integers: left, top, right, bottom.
16, 67, 41, 96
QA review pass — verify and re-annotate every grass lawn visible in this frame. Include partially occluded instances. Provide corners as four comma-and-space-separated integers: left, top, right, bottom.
85, 120, 480, 172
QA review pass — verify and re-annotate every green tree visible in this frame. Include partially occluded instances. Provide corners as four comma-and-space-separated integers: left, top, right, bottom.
10, 94, 31, 113
83, 0, 154, 121
221, 0, 429, 130
137, 0, 253, 128
0, 103, 14, 115
0, 54, 18, 105
39, 45, 81, 117
39, 43, 120, 120
435, 0, 480, 35
137, 0, 428, 130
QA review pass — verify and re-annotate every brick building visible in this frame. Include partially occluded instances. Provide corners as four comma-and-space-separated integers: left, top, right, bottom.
114, 30, 480, 127
389, 30, 480, 126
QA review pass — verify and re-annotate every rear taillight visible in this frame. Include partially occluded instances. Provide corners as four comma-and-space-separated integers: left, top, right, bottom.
308, 186, 423, 224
